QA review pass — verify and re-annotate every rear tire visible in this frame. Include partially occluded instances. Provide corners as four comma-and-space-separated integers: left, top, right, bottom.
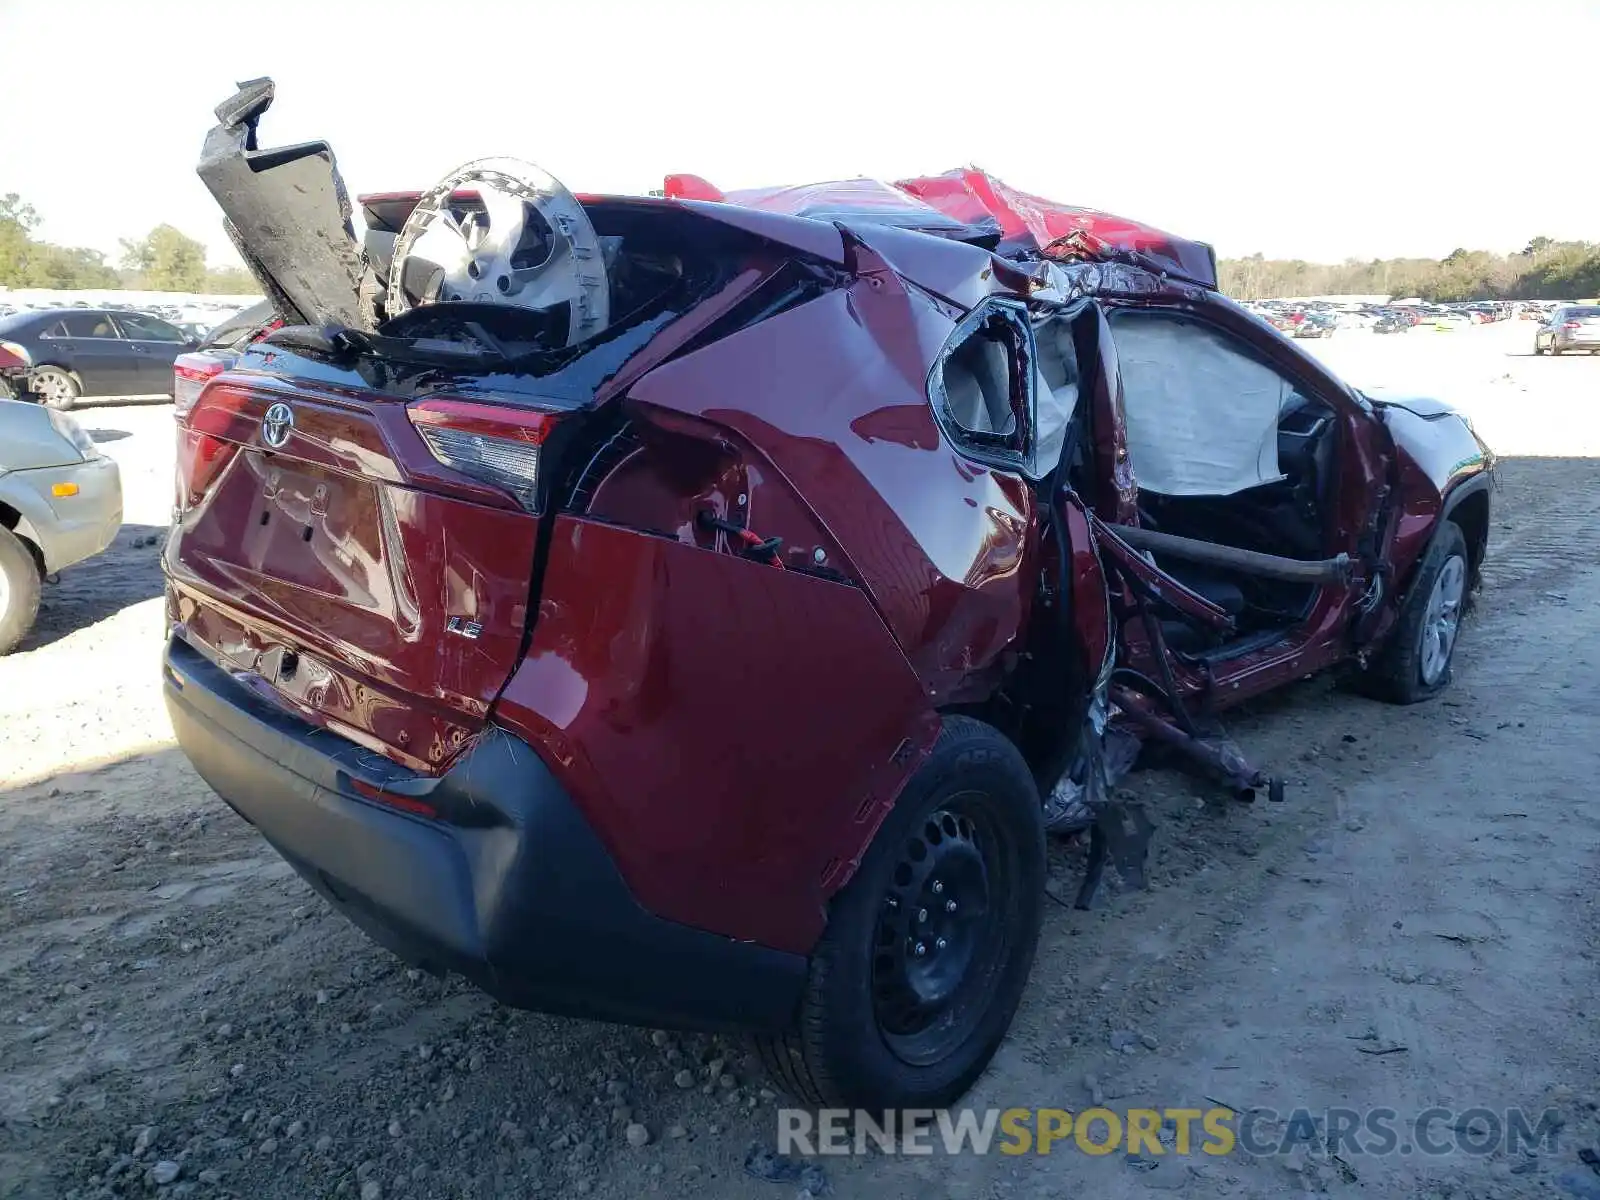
0, 526, 43, 656
1359, 521, 1469, 704
29, 366, 80, 410
756, 716, 1045, 1110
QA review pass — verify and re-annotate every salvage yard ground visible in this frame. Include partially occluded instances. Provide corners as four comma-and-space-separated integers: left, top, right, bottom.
2, 321, 1598, 1200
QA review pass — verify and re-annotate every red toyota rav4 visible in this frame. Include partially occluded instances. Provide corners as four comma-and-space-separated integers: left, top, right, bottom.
165, 81, 1493, 1110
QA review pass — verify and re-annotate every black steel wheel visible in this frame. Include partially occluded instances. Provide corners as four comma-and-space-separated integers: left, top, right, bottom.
757, 716, 1044, 1109
871, 802, 1007, 1064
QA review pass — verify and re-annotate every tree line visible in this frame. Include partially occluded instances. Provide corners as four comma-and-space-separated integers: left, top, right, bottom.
1, 194, 257, 294
1219, 238, 1600, 302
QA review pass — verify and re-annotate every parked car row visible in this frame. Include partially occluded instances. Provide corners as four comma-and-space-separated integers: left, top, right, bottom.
1242, 298, 1540, 341
0, 291, 261, 408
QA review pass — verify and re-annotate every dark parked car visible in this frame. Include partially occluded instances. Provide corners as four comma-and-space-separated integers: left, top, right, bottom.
165, 80, 1495, 1111
0, 307, 199, 409
1373, 311, 1411, 334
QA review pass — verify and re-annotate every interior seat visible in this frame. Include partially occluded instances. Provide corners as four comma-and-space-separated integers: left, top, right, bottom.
1161, 562, 1245, 616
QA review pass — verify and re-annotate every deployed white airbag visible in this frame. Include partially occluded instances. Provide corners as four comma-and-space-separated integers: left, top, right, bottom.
1033, 314, 1079, 477
1112, 315, 1284, 496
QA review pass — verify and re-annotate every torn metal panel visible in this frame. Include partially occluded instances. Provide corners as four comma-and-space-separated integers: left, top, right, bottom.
838, 219, 1011, 313
196, 79, 366, 330
672, 199, 846, 265
895, 168, 1220, 290
666, 175, 1000, 246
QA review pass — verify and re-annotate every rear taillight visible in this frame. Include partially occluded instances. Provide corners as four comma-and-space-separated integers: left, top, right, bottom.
1564, 320, 1582, 331
177, 430, 239, 509
175, 385, 253, 510
173, 353, 227, 423
407, 398, 556, 512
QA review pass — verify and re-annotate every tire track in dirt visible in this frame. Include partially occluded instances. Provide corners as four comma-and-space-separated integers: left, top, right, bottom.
1476, 457, 1600, 591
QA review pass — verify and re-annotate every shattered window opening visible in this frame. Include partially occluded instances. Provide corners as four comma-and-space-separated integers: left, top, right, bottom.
929, 300, 1035, 474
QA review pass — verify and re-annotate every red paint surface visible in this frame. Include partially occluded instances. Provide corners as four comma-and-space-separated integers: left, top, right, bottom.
626, 253, 1036, 701
494, 517, 937, 953
168, 380, 541, 770
659, 167, 1218, 289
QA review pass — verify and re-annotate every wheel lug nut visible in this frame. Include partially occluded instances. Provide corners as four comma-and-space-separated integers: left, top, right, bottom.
935, 937, 947, 951
914, 942, 927, 957
932, 880, 944, 894
918, 908, 928, 923
945, 900, 957, 913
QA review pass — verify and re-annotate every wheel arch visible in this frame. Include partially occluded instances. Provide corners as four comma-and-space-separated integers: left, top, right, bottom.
1440, 472, 1492, 589
0, 500, 47, 578
30, 362, 84, 390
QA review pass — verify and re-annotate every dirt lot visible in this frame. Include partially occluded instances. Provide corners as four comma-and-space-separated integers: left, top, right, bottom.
2, 321, 1598, 1200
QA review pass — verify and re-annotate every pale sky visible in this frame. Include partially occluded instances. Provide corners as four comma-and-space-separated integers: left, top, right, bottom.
1, 0, 1593, 269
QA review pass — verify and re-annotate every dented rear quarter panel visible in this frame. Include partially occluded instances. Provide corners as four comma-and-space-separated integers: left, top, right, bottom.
494, 518, 939, 954
625, 241, 1040, 704
504, 232, 1053, 949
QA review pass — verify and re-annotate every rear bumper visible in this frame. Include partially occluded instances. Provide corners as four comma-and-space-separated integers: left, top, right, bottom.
162, 634, 805, 1032
1553, 335, 1600, 350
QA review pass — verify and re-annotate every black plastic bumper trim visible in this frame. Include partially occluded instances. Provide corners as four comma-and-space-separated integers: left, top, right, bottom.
163, 635, 805, 1033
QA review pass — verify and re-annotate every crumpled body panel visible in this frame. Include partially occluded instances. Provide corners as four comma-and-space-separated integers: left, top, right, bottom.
626, 240, 1039, 702
495, 516, 938, 953
664, 167, 1218, 290
897, 168, 1219, 289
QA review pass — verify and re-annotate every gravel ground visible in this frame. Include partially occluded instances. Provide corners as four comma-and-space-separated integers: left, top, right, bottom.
1, 322, 1598, 1200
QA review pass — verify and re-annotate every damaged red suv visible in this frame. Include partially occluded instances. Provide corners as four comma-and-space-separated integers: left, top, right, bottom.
165, 80, 1493, 1109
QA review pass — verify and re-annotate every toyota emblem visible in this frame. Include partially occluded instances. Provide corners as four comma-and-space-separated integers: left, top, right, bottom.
261, 402, 294, 448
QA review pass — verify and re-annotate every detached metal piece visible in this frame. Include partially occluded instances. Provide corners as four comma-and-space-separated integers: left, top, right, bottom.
1110, 684, 1280, 803
197, 77, 367, 329
1074, 803, 1155, 910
